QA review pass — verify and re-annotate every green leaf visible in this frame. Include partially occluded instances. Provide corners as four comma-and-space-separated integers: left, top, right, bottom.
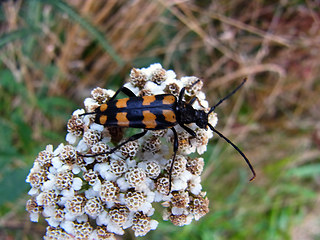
0, 167, 30, 205
0, 118, 14, 151
0, 69, 16, 90
0, 27, 40, 49
286, 164, 320, 178
37, 96, 76, 117
0, 69, 29, 99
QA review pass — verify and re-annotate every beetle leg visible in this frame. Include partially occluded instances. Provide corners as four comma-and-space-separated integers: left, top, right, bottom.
189, 97, 197, 106
178, 87, 186, 104
80, 130, 148, 157
168, 127, 178, 194
180, 124, 197, 146
180, 124, 196, 137
178, 79, 201, 104
121, 87, 136, 98
108, 86, 136, 102
188, 95, 207, 109
109, 129, 148, 154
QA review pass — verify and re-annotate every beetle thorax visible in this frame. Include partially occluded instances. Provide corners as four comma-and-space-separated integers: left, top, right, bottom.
177, 102, 208, 129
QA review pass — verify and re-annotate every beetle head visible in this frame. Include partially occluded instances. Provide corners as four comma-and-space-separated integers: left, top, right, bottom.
195, 110, 208, 129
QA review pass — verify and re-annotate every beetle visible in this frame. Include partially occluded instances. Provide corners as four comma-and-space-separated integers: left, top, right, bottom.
79, 79, 256, 192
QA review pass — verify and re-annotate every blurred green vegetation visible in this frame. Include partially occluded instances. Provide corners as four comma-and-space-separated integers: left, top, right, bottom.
1, 0, 320, 239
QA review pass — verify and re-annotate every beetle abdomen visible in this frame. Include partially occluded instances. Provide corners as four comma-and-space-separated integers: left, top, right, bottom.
95, 94, 177, 130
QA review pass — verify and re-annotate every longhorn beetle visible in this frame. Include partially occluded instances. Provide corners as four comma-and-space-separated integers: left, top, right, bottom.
79, 79, 256, 192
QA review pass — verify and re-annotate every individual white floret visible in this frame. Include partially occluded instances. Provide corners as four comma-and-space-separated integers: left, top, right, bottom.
140, 63, 163, 79
122, 211, 135, 229
28, 187, 39, 196
29, 212, 40, 222
138, 202, 153, 214
84, 187, 99, 199
42, 206, 56, 218
41, 179, 56, 192
165, 70, 177, 81
144, 81, 165, 95
96, 210, 109, 226
209, 112, 218, 128
72, 177, 82, 191
76, 139, 89, 153
83, 97, 99, 112
72, 109, 85, 116
188, 175, 202, 195
82, 114, 92, 126
51, 157, 63, 169
107, 221, 125, 235
171, 178, 188, 192
60, 220, 75, 235
60, 188, 75, 199
92, 179, 102, 192
76, 214, 89, 223
123, 82, 140, 95
71, 165, 81, 174
53, 143, 64, 156
65, 133, 78, 145
90, 123, 104, 132
171, 207, 185, 216
116, 177, 130, 192
46, 217, 60, 227
149, 219, 158, 230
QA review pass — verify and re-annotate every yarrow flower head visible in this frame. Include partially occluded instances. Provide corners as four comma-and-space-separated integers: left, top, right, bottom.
26, 63, 218, 238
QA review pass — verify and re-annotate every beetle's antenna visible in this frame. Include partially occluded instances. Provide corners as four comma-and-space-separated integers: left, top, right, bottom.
208, 78, 247, 114
208, 123, 256, 181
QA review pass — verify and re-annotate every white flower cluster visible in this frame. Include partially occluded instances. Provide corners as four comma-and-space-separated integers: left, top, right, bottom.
26, 63, 218, 239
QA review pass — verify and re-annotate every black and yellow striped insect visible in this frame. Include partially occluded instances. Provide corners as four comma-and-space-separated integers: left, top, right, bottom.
80, 79, 256, 192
